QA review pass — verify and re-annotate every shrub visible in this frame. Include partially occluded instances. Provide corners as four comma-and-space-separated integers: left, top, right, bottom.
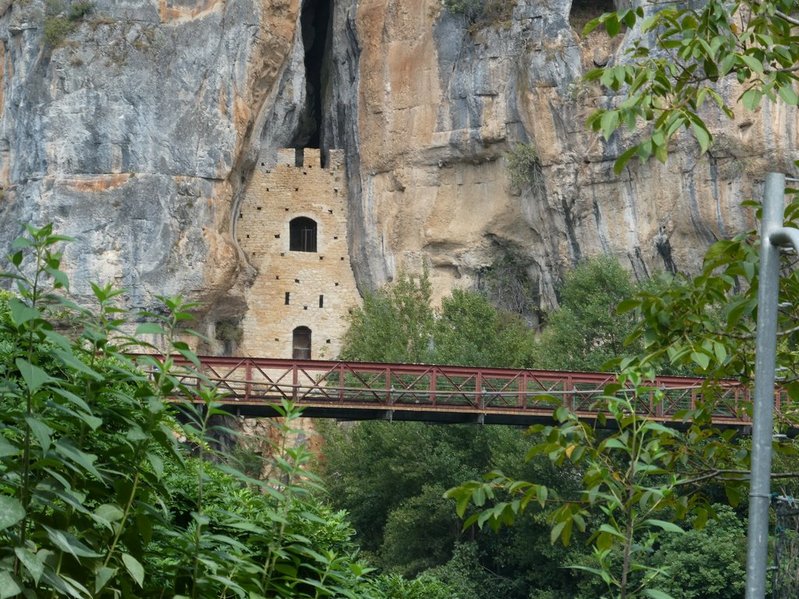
42, 1, 92, 48
442, 0, 513, 28
505, 142, 544, 196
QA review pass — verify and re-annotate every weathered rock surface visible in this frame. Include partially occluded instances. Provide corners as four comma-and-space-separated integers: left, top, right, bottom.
347, 0, 798, 310
0, 0, 300, 320
0, 0, 796, 337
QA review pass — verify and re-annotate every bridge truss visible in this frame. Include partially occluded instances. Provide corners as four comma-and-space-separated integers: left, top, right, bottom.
153, 356, 772, 428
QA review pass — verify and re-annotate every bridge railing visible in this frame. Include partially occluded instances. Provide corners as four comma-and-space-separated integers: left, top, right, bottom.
139, 355, 764, 425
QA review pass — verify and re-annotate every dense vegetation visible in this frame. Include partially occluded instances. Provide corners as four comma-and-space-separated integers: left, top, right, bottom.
0, 226, 457, 598
319, 257, 781, 598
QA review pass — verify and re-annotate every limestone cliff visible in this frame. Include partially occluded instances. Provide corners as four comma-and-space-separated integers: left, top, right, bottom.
0, 0, 795, 350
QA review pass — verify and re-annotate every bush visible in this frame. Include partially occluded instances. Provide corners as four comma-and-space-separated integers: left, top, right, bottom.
505, 142, 544, 196
442, 0, 513, 28
42, 1, 92, 48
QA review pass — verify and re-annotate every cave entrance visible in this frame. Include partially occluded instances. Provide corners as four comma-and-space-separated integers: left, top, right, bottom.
291, 0, 332, 151
569, 0, 616, 32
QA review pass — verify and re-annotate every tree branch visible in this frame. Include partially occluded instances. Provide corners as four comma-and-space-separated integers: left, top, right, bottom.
776, 10, 799, 27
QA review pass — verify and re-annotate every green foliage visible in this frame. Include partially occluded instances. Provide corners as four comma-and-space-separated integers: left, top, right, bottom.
435, 290, 535, 368
341, 270, 537, 368
366, 572, 456, 599
318, 418, 583, 597
446, 360, 760, 598
43, 16, 74, 47
69, 1, 93, 20
535, 256, 639, 371
341, 270, 435, 364
649, 505, 746, 599
0, 225, 421, 598
43, 1, 92, 47
505, 143, 543, 196
618, 197, 799, 391
441, 0, 513, 29
583, 2, 799, 172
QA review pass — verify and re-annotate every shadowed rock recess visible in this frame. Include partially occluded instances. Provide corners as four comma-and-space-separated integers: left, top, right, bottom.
0, 0, 796, 345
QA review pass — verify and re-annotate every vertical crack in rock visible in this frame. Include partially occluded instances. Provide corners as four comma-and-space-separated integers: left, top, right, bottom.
561, 198, 582, 265
290, 0, 331, 149
654, 226, 677, 274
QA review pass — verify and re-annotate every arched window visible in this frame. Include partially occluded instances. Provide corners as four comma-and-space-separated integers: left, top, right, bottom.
292, 326, 312, 359
289, 217, 317, 252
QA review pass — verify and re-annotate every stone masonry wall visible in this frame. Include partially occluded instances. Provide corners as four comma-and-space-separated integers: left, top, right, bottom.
237, 148, 361, 359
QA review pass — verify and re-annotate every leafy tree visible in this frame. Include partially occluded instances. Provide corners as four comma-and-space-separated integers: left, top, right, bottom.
435, 289, 535, 368
443, 3, 799, 596
447, 365, 743, 599
649, 505, 747, 599
341, 270, 435, 364
322, 279, 587, 597
534, 256, 639, 371
583, 2, 799, 172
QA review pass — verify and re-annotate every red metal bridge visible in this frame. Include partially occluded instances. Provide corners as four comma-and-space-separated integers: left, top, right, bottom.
157, 355, 773, 428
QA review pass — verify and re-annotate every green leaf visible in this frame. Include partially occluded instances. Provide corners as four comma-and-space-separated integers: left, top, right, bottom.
550, 520, 567, 545
44, 525, 103, 559
53, 348, 104, 381
16, 358, 53, 393
0, 571, 21, 599
602, 438, 628, 451
15, 547, 44, 585
644, 518, 685, 534
643, 589, 676, 599
605, 13, 620, 37
55, 441, 103, 480
600, 110, 620, 140
26, 417, 53, 453
0, 437, 18, 458
94, 504, 125, 524
0, 496, 25, 531
598, 523, 626, 539
9, 298, 41, 326
690, 121, 711, 153
135, 322, 165, 336
95, 567, 117, 594
691, 351, 710, 370
740, 53, 764, 74
741, 88, 763, 111
613, 146, 639, 175
122, 553, 144, 587
778, 84, 798, 106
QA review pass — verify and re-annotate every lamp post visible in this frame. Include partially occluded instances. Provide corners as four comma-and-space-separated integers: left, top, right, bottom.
745, 172, 798, 598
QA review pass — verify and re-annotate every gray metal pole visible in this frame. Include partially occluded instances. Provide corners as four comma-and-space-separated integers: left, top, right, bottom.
745, 171, 786, 599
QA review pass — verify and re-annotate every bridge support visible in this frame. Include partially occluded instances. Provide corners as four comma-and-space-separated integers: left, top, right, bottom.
746, 172, 794, 599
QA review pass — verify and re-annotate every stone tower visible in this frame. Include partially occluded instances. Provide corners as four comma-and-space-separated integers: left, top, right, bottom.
237, 148, 361, 359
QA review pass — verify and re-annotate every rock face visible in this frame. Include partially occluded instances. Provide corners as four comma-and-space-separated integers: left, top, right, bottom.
0, 0, 796, 343
0, 0, 300, 324
347, 0, 797, 311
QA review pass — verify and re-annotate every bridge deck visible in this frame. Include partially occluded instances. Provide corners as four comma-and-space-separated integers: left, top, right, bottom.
151, 356, 768, 428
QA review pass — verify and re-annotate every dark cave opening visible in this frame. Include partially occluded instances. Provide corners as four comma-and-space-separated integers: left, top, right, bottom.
291, 0, 331, 151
